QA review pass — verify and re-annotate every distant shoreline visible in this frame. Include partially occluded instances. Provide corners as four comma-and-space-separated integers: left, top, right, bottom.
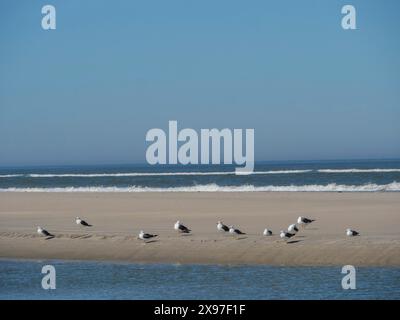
0, 192, 399, 266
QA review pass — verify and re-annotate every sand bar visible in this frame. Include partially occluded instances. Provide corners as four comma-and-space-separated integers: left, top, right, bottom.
0, 192, 399, 266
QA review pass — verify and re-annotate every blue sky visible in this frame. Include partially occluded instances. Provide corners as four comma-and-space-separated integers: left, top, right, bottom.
0, 0, 399, 166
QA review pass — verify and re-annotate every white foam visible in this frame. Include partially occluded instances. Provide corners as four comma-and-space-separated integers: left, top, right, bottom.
2, 168, 400, 178
318, 169, 400, 173
1, 182, 399, 192
0, 174, 23, 178
0, 170, 312, 178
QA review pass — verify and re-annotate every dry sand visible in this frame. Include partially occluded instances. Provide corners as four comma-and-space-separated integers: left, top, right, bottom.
0, 192, 399, 266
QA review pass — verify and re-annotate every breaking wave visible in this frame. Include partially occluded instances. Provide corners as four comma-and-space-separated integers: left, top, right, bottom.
2, 168, 400, 178
1, 182, 399, 192
0, 170, 311, 178
0, 174, 22, 178
317, 169, 400, 173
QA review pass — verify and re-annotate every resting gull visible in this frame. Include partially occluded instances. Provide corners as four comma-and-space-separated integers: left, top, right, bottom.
174, 220, 191, 234
280, 230, 295, 241
263, 228, 273, 236
76, 217, 92, 227
37, 226, 54, 238
138, 230, 158, 241
288, 223, 299, 234
217, 221, 229, 232
229, 226, 246, 235
297, 216, 315, 227
346, 228, 360, 237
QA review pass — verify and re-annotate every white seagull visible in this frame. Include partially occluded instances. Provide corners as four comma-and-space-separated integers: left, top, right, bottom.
174, 220, 191, 233
280, 230, 295, 241
217, 221, 229, 232
229, 225, 246, 235
346, 228, 360, 237
37, 226, 54, 238
297, 216, 315, 227
263, 228, 273, 236
76, 217, 92, 227
288, 223, 299, 234
138, 230, 158, 241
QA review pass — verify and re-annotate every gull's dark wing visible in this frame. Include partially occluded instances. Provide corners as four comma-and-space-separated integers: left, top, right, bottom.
179, 225, 191, 233
81, 220, 92, 227
43, 230, 54, 237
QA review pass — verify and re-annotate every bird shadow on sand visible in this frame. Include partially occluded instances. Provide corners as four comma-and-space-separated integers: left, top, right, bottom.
234, 237, 248, 240
142, 240, 159, 244
44, 236, 55, 240
286, 240, 302, 244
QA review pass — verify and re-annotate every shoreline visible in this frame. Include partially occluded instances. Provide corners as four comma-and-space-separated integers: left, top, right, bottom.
2, 257, 400, 268
1, 192, 399, 266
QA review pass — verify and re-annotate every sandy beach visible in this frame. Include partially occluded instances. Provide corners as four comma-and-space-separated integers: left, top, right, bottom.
0, 192, 399, 266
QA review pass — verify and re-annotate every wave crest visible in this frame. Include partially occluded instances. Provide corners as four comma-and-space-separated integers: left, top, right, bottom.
0, 182, 399, 192
0, 170, 312, 178
2, 168, 400, 178
318, 169, 400, 173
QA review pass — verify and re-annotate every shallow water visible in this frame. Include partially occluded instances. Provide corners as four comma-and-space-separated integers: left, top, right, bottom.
0, 260, 399, 299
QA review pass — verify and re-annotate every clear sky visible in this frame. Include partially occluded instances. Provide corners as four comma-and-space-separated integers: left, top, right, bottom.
0, 0, 399, 166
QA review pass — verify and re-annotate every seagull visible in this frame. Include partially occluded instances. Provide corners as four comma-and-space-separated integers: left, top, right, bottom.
217, 221, 229, 232
297, 216, 315, 227
346, 228, 360, 237
37, 226, 54, 238
263, 228, 273, 236
288, 223, 299, 234
138, 230, 158, 241
280, 230, 295, 241
76, 217, 92, 227
229, 226, 246, 235
174, 220, 191, 233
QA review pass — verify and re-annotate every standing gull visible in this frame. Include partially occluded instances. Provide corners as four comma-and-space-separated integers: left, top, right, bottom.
263, 228, 273, 236
229, 226, 246, 235
346, 229, 360, 237
37, 226, 54, 238
76, 217, 92, 227
217, 221, 229, 232
174, 221, 191, 234
138, 230, 158, 241
297, 216, 315, 227
288, 223, 299, 234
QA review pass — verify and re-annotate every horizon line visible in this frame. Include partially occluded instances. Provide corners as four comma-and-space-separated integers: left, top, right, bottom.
1, 158, 400, 170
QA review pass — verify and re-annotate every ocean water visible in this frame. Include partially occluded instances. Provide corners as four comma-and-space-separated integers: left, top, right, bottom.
0, 260, 399, 300
0, 159, 400, 192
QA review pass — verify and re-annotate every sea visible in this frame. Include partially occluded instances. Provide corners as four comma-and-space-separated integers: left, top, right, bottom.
0, 159, 400, 192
